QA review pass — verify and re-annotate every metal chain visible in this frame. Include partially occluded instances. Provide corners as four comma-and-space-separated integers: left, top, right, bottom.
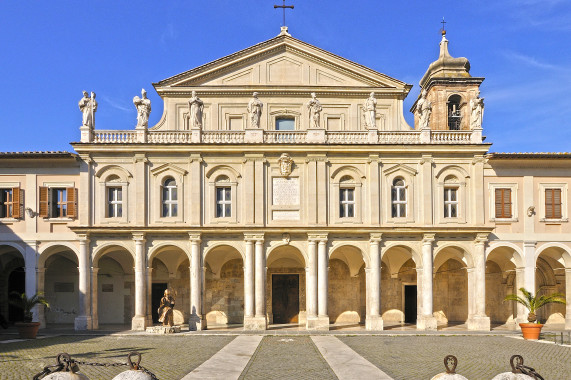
510, 355, 544, 380
33, 352, 159, 380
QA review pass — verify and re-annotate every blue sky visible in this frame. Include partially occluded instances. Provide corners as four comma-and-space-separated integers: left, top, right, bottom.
1, 1, 570, 153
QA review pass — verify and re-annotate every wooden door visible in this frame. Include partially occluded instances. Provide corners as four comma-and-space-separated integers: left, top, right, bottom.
272, 274, 299, 323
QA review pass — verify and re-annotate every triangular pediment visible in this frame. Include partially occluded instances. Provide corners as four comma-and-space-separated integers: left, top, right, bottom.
154, 34, 410, 90
383, 164, 418, 176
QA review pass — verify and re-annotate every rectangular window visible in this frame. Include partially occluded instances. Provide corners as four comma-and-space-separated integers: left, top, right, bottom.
545, 188, 562, 219
391, 182, 407, 218
108, 187, 123, 218
39, 187, 77, 219
51, 188, 68, 218
216, 187, 231, 218
444, 188, 458, 218
0, 189, 13, 218
340, 188, 355, 218
495, 188, 512, 219
275, 118, 295, 131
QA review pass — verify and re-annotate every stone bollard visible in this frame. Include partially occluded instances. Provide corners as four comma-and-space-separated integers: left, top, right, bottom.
431, 355, 468, 380
491, 355, 544, 380
40, 353, 89, 380
112, 352, 153, 380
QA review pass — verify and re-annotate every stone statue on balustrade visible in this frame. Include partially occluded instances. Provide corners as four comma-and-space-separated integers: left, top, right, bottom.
188, 90, 204, 129
417, 89, 432, 130
79, 91, 97, 128
307, 92, 322, 129
158, 289, 175, 326
247, 92, 263, 128
133, 88, 152, 128
470, 90, 484, 129
364, 92, 377, 129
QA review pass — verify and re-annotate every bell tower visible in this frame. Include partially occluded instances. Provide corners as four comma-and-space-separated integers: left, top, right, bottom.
412, 30, 485, 132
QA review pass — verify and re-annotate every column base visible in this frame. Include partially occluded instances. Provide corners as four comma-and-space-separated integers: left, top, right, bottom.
244, 316, 267, 330
306, 316, 329, 331
189, 314, 206, 331
74, 316, 93, 330
131, 315, 148, 331
365, 315, 384, 331
92, 317, 99, 330
467, 315, 491, 331
416, 315, 437, 331
146, 315, 153, 327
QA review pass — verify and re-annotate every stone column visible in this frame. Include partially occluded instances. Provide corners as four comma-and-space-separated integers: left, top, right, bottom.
243, 238, 256, 330
514, 267, 527, 325
189, 234, 204, 330
253, 237, 267, 329
75, 235, 92, 330
468, 234, 491, 330
37, 268, 46, 328
366, 234, 383, 330
131, 234, 147, 330
466, 268, 475, 318
566, 268, 571, 330
306, 238, 319, 329
517, 241, 537, 325
416, 267, 423, 323
24, 241, 38, 322
91, 267, 99, 329
417, 234, 437, 330
315, 237, 330, 330
146, 267, 153, 326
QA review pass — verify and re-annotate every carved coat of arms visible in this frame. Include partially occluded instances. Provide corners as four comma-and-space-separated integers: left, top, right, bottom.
278, 153, 293, 176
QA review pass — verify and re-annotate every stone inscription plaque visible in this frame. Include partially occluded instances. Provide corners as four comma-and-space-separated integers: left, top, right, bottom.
272, 177, 300, 206
273, 210, 300, 221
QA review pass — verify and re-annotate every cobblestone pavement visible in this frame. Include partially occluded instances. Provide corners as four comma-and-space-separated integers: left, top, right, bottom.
339, 335, 571, 380
0, 335, 234, 380
238, 336, 337, 380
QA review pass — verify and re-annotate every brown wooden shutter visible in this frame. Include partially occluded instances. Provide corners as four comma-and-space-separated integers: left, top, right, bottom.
553, 189, 562, 219
39, 186, 49, 218
545, 189, 554, 218
503, 189, 512, 218
495, 189, 503, 217
66, 187, 77, 219
11, 187, 21, 219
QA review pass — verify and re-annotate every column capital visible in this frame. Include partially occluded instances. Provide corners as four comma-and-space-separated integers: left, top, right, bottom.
466, 267, 475, 273
422, 233, 436, 244
523, 241, 537, 248
369, 233, 382, 243
132, 232, 146, 242
565, 268, 571, 274
244, 232, 264, 242
308, 232, 328, 242
146, 267, 154, 273
23, 240, 38, 248
91, 267, 99, 274
77, 233, 90, 242
475, 233, 489, 244
189, 232, 202, 242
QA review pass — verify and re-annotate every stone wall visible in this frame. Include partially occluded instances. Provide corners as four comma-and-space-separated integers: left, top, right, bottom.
381, 259, 417, 323
485, 261, 515, 324
433, 259, 468, 323
205, 258, 244, 325
328, 259, 364, 323
45, 256, 79, 324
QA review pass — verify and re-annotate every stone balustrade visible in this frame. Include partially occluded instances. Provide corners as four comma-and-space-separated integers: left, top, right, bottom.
84, 129, 483, 144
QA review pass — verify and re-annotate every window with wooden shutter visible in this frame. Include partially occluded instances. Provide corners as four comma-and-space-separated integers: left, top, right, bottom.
546, 188, 562, 219
39, 186, 49, 217
67, 187, 77, 219
495, 188, 512, 218
11, 187, 21, 219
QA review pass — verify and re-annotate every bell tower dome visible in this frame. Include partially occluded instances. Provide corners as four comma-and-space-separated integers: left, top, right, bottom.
412, 31, 485, 131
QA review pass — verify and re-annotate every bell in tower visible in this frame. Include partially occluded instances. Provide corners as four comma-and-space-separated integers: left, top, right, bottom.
411, 30, 485, 132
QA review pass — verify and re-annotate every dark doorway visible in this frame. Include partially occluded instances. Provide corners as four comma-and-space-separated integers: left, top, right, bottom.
8, 268, 25, 322
272, 274, 299, 323
404, 285, 417, 324
151, 283, 168, 324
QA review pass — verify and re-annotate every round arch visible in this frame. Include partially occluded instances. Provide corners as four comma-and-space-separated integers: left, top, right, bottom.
148, 241, 190, 262
0, 242, 25, 257
486, 242, 524, 267
329, 244, 366, 277
92, 242, 135, 266
39, 242, 80, 269
382, 242, 421, 268
204, 242, 245, 262
434, 243, 474, 269
267, 241, 307, 264
535, 243, 571, 267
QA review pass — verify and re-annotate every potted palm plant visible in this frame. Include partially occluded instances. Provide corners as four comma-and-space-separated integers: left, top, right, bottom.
504, 287, 566, 340
9, 292, 49, 339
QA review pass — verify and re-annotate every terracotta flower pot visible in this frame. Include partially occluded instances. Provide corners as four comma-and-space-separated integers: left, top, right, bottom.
519, 322, 543, 340
14, 322, 41, 339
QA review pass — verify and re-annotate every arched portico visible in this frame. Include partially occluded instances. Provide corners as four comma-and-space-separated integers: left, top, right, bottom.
0, 245, 25, 324
328, 245, 365, 326
535, 244, 570, 328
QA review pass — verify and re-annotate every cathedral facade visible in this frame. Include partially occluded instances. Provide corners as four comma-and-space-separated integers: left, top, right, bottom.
0, 28, 569, 332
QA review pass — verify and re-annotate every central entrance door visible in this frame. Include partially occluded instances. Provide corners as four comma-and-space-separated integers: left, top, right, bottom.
151, 283, 168, 323
404, 285, 417, 324
272, 274, 299, 323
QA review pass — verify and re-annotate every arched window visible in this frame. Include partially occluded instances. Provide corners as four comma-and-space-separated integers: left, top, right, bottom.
339, 175, 355, 218
161, 177, 178, 217
447, 95, 462, 130
444, 175, 459, 218
215, 175, 231, 218
391, 178, 406, 218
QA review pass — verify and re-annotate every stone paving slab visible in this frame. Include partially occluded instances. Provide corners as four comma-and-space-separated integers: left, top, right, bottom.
238, 336, 337, 380
182, 335, 262, 380
0, 335, 234, 380
338, 335, 571, 380
312, 336, 393, 379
